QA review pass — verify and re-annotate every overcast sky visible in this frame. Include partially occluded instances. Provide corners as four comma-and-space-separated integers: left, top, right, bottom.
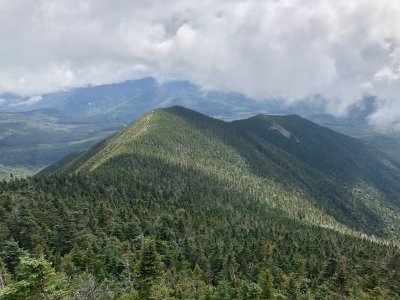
1, 0, 400, 126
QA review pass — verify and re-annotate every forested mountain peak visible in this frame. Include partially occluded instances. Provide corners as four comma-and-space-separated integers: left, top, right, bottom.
44, 106, 400, 240
2, 106, 400, 298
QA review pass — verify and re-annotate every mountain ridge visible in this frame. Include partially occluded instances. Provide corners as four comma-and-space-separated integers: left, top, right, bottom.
44, 106, 400, 240
2, 77, 400, 181
2, 106, 400, 298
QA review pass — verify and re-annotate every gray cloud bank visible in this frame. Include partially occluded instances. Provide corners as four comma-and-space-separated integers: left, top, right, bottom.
1, 0, 400, 126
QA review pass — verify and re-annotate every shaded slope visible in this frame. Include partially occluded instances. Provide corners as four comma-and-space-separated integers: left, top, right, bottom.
233, 114, 400, 237
3, 106, 400, 298
46, 106, 400, 239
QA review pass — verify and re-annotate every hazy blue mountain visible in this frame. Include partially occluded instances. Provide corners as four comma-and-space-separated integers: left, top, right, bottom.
0, 78, 279, 178
0, 78, 381, 122
1, 77, 398, 179
0, 77, 288, 121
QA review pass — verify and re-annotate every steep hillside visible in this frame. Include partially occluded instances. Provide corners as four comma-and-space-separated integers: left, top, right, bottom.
234, 114, 400, 237
2, 106, 400, 299
0, 78, 276, 178
48, 106, 400, 239
362, 135, 400, 163
2, 77, 396, 180
309, 112, 400, 164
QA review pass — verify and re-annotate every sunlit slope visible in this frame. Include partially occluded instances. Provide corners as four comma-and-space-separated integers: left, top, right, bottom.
46, 106, 400, 239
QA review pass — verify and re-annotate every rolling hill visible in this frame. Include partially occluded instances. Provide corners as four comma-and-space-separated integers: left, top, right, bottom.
1, 106, 400, 299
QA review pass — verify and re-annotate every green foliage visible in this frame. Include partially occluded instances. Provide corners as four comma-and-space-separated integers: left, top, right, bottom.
0, 241, 27, 274
0, 106, 400, 298
135, 239, 163, 299
0, 256, 67, 300
258, 269, 276, 299
238, 280, 262, 300
46, 106, 400, 239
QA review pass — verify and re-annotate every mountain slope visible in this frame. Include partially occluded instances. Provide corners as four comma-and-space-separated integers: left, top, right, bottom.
234, 114, 400, 237
46, 106, 400, 239
3, 77, 397, 181
2, 106, 400, 298
0, 78, 275, 178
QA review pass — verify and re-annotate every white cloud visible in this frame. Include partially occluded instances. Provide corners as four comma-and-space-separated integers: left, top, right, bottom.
1, 0, 400, 125
11, 95, 43, 107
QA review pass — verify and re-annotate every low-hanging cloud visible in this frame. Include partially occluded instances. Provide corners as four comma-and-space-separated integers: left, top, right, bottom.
1, 0, 400, 126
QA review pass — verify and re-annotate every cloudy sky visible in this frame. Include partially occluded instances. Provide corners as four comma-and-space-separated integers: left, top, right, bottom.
1, 0, 400, 126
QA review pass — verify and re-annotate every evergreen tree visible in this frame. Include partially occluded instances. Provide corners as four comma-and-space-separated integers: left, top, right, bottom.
258, 268, 276, 299
335, 266, 348, 300
0, 241, 27, 274
0, 256, 67, 300
135, 239, 163, 299
238, 280, 262, 300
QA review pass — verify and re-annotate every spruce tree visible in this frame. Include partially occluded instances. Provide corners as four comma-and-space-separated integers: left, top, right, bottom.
258, 268, 276, 299
135, 239, 163, 299
0, 256, 67, 300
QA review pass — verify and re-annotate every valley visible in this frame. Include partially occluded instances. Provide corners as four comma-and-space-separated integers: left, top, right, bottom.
1, 78, 399, 181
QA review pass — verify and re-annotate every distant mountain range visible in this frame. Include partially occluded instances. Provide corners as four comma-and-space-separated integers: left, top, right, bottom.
1, 77, 399, 178
0, 77, 270, 121
0, 77, 377, 121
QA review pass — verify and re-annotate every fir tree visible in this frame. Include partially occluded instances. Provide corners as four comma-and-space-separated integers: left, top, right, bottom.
135, 239, 163, 299
258, 268, 276, 299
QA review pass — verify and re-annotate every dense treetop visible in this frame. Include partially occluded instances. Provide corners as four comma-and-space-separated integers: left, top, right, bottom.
1, 106, 400, 299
